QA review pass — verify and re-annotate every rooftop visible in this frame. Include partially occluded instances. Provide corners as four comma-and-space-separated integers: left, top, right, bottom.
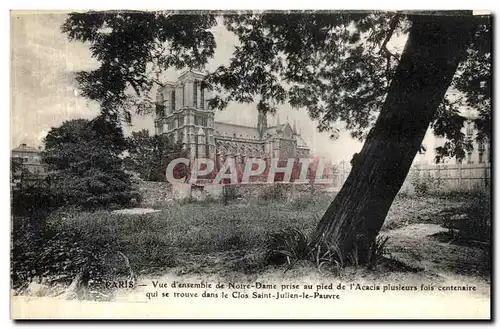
12, 143, 40, 153
214, 122, 260, 140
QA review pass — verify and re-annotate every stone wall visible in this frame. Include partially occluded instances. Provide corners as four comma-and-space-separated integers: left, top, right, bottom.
137, 181, 173, 207
137, 180, 334, 207
137, 181, 224, 205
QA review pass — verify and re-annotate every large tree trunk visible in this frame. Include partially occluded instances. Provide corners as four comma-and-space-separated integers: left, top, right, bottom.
311, 14, 477, 263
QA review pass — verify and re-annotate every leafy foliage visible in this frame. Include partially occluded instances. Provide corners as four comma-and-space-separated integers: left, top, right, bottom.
11, 157, 25, 177
11, 211, 133, 301
62, 11, 490, 163
61, 11, 217, 122
205, 12, 490, 161
125, 129, 188, 181
207, 12, 402, 139
42, 116, 139, 209
408, 170, 440, 196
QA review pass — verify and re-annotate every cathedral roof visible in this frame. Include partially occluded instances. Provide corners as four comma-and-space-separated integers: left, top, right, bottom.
267, 123, 295, 139
215, 139, 266, 157
266, 124, 285, 134
296, 135, 309, 149
214, 122, 260, 140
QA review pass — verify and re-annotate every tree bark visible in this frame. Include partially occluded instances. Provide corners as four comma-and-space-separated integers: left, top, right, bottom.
311, 14, 477, 263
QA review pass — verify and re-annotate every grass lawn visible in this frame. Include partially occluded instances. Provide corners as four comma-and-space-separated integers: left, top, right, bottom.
11, 189, 491, 307
34, 191, 487, 279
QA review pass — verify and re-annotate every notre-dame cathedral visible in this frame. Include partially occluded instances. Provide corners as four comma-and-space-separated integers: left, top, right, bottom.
154, 71, 310, 160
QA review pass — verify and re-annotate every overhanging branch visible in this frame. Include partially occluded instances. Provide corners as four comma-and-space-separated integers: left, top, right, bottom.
379, 14, 401, 61
379, 14, 401, 80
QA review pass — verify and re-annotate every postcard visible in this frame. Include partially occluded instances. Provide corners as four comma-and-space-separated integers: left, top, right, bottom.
10, 9, 491, 319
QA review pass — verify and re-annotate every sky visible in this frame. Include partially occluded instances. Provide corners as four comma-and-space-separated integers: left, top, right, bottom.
10, 11, 409, 162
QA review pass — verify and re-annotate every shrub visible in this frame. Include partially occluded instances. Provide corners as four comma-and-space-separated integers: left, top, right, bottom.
222, 185, 238, 204
11, 212, 119, 292
409, 170, 438, 196
258, 184, 290, 201
453, 190, 491, 244
125, 129, 189, 182
11, 187, 63, 217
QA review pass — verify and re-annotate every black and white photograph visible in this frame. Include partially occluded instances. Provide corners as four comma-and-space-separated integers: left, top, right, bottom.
9, 9, 492, 319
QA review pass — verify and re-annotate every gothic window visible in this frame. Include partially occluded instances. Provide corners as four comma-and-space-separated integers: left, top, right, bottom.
280, 140, 296, 158
467, 151, 473, 164
170, 90, 175, 113
479, 152, 484, 164
156, 104, 165, 117
182, 84, 185, 107
195, 115, 207, 126
200, 85, 205, 109
193, 81, 198, 108
478, 139, 485, 151
168, 121, 175, 131
466, 121, 474, 137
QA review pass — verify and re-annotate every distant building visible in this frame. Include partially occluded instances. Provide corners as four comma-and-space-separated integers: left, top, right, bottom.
414, 89, 491, 165
11, 143, 46, 175
153, 71, 310, 161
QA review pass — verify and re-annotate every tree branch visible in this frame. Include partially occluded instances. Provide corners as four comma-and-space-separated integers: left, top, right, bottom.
379, 14, 401, 61
379, 14, 401, 81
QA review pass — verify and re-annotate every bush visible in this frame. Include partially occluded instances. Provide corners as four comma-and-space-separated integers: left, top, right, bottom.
451, 190, 491, 244
11, 208, 146, 299
11, 187, 63, 217
258, 184, 291, 201
222, 185, 238, 204
12, 213, 108, 289
409, 170, 439, 196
